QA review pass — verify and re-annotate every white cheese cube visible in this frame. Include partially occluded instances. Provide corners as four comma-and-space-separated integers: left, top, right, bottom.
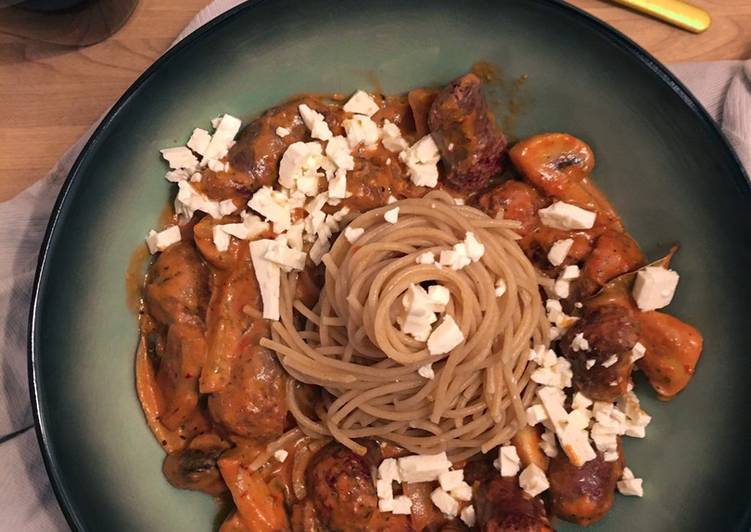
397, 453, 452, 483
186, 128, 212, 156
202, 114, 241, 163
278, 141, 325, 195
430, 488, 459, 518
418, 364, 435, 380
464, 232, 485, 262
526, 404, 548, 426
460, 505, 476, 527
146, 225, 181, 254
328, 167, 348, 199
343, 90, 380, 117
298, 103, 332, 141
325, 135, 355, 170
264, 237, 307, 272
392, 495, 413, 515
248, 186, 292, 232
547, 238, 573, 266
499, 445, 521, 477
427, 315, 464, 355
378, 458, 402, 483
438, 470, 464, 492
495, 278, 507, 297
632, 266, 680, 311
538, 201, 596, 230
631, 342, 646, 363
212, 225, 231, 252
381, 119, 409, 152
559, 265, 581, 280
249, 239, 281, 320
601, 354, 619, 368
571, 333, 590, 352
400, 135, 440, 187
553, 279, 570, 299
617, 477, 644, 497
376, 478, 393, 500
344, 226, 365, 243
540, 430, 559, 458
450, 482, 472, 502
275, 126, 290, 138
572, 392, 593, 410
273, 450, 288, 463
585, 359, 596, 370
519, 464, 549, 497
439, 245, 472, 271
378, 498, 395, 512
344, 114, 381, 148
416, 252, 435, 265
384, 207, 400, 224
161, 146, 198, 170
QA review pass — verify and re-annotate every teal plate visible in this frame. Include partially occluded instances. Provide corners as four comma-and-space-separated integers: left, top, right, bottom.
30, 1, 751, 531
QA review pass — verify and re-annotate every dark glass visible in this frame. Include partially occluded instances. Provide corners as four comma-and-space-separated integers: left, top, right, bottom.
0, 0, 138, 46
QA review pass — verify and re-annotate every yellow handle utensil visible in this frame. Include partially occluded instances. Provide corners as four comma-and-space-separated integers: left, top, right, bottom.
610, 0, 711, 33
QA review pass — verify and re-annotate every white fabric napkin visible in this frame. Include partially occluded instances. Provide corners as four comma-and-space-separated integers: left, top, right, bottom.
0, 0, 748, 528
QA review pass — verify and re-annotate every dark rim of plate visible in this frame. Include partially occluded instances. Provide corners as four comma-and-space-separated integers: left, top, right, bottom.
27, 1, 751, 531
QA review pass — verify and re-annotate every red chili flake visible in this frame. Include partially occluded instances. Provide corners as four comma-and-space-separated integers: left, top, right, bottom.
185, 373, 193, 379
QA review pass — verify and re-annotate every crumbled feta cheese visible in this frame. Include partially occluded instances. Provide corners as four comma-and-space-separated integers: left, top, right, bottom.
464, 232, 485, 262
519, 464, 549, 497
275, 126, 290, 138
376, 478, 394, 500
499, 446, 521, 477
202, 114, 241, 163
526, 404, 548, 426
278, 142, 326, 197
175, 181, 224, 219
328, 167, 348, 199
602, 354, 619, 368
186, 128, 212, 156
450, 482, 472, 502
392, 495, 413, 515
381, 119, 409, 152
548, 238, 573, 266
633, 266, 680, 311
384, 207, 400, 224
344, 114, 381, 148
416, 251, 435, 265
566, 408, 590, 431
273, 450, 289, 463
495, 278, 507, 297
617, 468, 644, 497
537, 386, 596, 466
400, 135, 441, 187
438, 470, 464, 492
439, 244, 472, 270
298, 103, 332, 141
585, 359, 596, 370
397, 452, 452, 483
207, 158, 227, 172
631, 342, 646, 363
378, 458, 402, 483
341, 89, 379, 116
164, 168, 192, 182
571, 333, 590, 352
400, 284, 449, 342
219, 199, 237, 216
248, 186, 292, 232
161, 146, 199, 170
540, 429, 559, 458
531, 357, 572, 389
387, 195, 398, 204
325, 135, 355, 170
146, 225, 181, 254
430, 488, 459, 518
264, 237, 307, 272
559, 265, 581, 280
460, 505, 476, 527
538, 201, 596, 230
249, 240, 281, 320
572, 392, 593, 410
553, 279, 570, 299
344, 226, 365, 243
378, 498, 395, 512
418, 364, 435, 380
427, 315, 464, 355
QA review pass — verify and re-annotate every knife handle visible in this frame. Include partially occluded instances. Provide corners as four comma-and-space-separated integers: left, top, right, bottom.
610, 0, 711, 33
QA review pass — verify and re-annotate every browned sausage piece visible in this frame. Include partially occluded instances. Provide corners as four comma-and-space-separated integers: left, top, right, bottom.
305, 443, 379, 532
157, 322, 206, 429
203, 97, 343, 202
548, 445, 624, 526
474, 476, 553, 532
144, 242, 209, 327
475, 180, 543, 236
559, 304, 640, 401
428, 73, 507, 191
208, 343, 287, 441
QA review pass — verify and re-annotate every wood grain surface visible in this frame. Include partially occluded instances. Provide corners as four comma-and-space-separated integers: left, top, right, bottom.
0, 0, 749, 202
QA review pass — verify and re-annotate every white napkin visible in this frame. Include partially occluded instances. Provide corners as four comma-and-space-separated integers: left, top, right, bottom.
0, 0, 748, 528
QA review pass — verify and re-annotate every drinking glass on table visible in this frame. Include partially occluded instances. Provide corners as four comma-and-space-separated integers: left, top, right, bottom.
0, 0, 138, 46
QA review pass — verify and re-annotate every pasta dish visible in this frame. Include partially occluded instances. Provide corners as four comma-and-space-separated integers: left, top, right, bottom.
135, 69, 704, 531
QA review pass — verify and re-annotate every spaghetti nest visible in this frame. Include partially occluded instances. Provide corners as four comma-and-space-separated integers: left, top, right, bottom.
262, 191, 548, 461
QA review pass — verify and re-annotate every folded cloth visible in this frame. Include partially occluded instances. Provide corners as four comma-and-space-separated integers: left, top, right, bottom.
0, 0, 748, 527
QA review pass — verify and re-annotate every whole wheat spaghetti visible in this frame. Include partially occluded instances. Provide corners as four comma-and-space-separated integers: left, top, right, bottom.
261, 190, 548, 461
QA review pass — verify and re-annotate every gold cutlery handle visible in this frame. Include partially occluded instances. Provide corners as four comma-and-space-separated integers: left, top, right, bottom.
610, 0, 712, 33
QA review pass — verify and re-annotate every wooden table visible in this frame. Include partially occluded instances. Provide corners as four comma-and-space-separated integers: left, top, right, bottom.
1, 0, 749, 202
